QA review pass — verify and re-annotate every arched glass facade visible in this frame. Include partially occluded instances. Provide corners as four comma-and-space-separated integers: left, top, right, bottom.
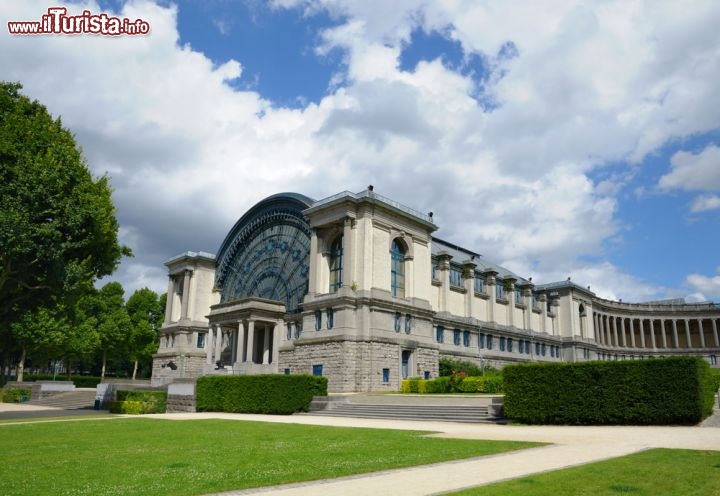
215, 193, 314, 313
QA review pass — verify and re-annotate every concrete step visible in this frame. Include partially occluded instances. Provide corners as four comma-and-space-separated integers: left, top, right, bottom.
25, 389, 97, 410
303, 403, 496, 423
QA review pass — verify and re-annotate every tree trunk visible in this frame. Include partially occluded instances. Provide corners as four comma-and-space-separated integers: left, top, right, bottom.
132, 359, 138, 380
17, 347, 26, 382
100, 350, 107, 381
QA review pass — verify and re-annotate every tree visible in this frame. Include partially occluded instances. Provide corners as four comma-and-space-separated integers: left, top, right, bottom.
126, 288, 164, 379
89, 282, 132, 381
0, 82, 130, 377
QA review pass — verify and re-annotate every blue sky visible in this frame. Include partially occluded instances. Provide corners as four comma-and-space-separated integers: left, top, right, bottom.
2, 0, 719, 303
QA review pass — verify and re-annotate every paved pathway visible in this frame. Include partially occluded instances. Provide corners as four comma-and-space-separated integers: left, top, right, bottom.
3, 403, 719, 495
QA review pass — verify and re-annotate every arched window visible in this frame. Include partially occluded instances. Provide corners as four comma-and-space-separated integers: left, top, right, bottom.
391, 239, 406, 297
329, 234, 343, 292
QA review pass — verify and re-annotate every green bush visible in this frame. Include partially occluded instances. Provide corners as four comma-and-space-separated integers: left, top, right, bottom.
439, 358, 482, 377
196, 374, 328, 414
400, 374, 503, 394
1, 388, 31, 403
504, 356, 715, 425
109, 390, 166, 414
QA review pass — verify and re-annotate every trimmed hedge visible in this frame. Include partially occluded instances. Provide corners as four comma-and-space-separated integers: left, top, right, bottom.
196, 374, 328, 414
504, 356, 715, 425
400, 374, 503, 394
1, 387, 31, 403
11, 375, 102, 388
109, 390, 167, 414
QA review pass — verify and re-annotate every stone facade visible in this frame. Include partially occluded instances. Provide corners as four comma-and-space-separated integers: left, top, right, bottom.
152, 189, 720, 392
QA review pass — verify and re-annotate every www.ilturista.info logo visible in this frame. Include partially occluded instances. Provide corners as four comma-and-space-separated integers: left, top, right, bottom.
8, 7, 150, 35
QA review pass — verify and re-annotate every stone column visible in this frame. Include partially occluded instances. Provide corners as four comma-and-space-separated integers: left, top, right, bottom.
214, 325, 222, 365
343, 217, 354, 288
698, 319, 706, 348
672, 320, 679, 349
620, 317, 627, 347
713, 319, 719, 347
206, 326, 214, 365
660, 320, 668, 349
463, 260, 477, 319
437, 252, 452, 313
308, 229, 318, 295
684, 319, 691, 348
273, 319, 282, 365
649, 319, 657, 349
235, 321, 245, 364
639, 319, 646, 348
612, 316, 619, 347
165, 276, 175, 323
262, 325, 271, 365
630, 318, 636, 348
593, 313, 600, 343
246, 320, 255, 364
180, 270, 191, 320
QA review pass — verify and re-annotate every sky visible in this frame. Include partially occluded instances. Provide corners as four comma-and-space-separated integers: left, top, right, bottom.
1, 0, 719, 304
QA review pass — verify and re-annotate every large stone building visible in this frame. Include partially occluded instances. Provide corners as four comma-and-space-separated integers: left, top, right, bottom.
152, 189, 720, 391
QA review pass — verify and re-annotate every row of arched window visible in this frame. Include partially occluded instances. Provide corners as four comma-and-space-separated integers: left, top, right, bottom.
327, 234, 408, 297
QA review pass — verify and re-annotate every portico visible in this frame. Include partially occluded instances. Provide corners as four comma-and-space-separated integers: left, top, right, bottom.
206, 297, 286, 375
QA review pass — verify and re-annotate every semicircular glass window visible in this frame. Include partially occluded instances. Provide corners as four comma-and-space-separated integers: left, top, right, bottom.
218, 206, 311, 313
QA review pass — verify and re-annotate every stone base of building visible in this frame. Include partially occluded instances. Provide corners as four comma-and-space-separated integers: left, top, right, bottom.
151, 352, 207, 387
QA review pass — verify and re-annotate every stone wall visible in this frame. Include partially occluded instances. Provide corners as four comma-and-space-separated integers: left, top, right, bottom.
151, 353, 206, 387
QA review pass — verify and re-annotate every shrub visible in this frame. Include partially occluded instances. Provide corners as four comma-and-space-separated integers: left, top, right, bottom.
109, 390, 166, 414
1, 387, 31, 403
439, 358, 482, 377
400, 375, 503, 394
196, 374, 328, 414
504, 356, 715, 425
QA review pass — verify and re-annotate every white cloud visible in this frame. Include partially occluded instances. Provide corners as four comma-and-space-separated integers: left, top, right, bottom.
2, 0, 720, 301
659, 145, 720, 191
685, 270, 720, 302
690, 194, 720, 212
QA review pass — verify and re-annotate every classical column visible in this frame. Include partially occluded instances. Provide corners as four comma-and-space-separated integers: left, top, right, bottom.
620, 317, 627, 347
639, 319, 646, 348
262, 326, 271, 365
180, 270, 191, 320
593, 313, 600, 343
672, 319, 679, 348
698, 319, 706, 348
272, 319, 282, 365
246, 320, 255, 364
165, 276, 175, 323
612, 316, 619, 347
343, 217, 354, 288
308, 229, 318, 295
214, 325, 222, 365
713, 319, 719, 348
684, 319, 691, 348
660, 320, 668, 348
630, 318, 636, 348
206, 326, 214, 365
236, 321, 245, 364
649, 319, 656, 349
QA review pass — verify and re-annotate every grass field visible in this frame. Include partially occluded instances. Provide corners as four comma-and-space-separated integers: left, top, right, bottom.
0, 418, 537, 496
449, 448, 720, 496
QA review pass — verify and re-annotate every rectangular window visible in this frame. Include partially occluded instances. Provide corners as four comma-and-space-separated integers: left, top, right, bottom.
474, 276, 485, 294
507, 338, 513, 352
449, 268, 462, 286
394, 312, 401, 332
541, 343, 547, 356
314, 310, 322, 331
535, 342, 541, 355
312, 364, 323, 376
424, 371, 430, 380
453, 329, 461, 346
286, 323, 292, 340
486, 335, 493, 350
284, 368, 290, 375
326, 308, 334, 329
295, 320, 302, 339
500, 336, 506, 351
518, 340, 524, 354
514, 286, 522, 303
436, 325, 444, 343
404, 314, 412, 334
432, 264, 438, 280
496, 279, 505, 299
196, 333, 205, 349
526, 341, 531, 355
382, 368, 390, 383
463, 330, 470, 347
478, 333, 485, 349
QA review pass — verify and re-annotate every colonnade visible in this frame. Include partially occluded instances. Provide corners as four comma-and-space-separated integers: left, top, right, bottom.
205, 319, 279, 367
593, 313, 720, 350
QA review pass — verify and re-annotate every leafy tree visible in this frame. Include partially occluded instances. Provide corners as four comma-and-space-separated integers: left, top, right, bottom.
126, 288, 164, 379
92, 282, 132, 380
10, 303, 68, 381
0, 82, 129, 376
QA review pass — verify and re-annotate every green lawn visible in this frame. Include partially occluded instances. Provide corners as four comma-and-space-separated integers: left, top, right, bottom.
449, 448, 720, 496
0, 418, 537, 496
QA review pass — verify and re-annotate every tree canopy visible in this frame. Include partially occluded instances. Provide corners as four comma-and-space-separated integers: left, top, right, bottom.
0, 81, 130, 325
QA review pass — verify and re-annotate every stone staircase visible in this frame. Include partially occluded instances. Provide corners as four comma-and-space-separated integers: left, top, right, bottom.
303, 394, 504, 423
25, 388, 97, 410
